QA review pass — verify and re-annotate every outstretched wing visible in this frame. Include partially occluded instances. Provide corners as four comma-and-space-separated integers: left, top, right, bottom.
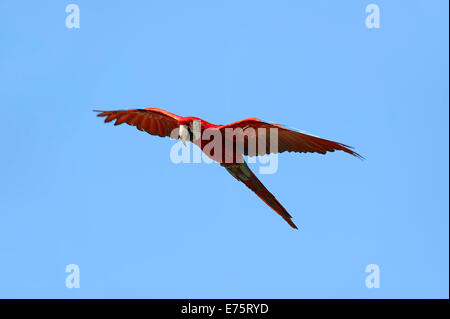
223, 161, 298, 229
94, 108, 182, 138
218, 119, 363, 159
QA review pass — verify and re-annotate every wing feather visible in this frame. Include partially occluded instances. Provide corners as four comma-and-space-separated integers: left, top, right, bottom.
219, 119, 363, 159
95, 108, 182, 139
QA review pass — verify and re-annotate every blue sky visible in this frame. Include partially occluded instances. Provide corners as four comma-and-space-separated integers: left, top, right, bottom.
0, 1, 448, 298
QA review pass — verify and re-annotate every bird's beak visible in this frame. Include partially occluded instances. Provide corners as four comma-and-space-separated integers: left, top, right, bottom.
179, 124, 188, 146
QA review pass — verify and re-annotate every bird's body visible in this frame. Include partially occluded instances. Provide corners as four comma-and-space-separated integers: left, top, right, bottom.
95, 108, 362, 229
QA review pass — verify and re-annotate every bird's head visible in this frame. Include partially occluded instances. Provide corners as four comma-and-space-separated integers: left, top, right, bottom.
178, 118, 202, 146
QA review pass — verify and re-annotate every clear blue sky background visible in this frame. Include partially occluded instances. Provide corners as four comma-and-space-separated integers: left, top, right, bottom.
0, 1, 448, 298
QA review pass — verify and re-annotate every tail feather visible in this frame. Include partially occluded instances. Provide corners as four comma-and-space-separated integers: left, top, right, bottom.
223, 162, 298, 229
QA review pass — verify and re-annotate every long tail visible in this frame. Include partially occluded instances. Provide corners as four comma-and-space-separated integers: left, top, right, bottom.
222, 162, 298, 229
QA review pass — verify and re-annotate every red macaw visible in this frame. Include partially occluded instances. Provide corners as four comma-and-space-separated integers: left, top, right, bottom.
95, 108, 362, 229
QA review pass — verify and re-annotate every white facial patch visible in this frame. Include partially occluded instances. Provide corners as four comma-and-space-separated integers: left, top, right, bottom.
191, 120, 201, 141
179, 124, 189, 145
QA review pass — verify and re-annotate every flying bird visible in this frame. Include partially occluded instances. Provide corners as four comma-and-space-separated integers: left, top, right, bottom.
95, 108, 362, 229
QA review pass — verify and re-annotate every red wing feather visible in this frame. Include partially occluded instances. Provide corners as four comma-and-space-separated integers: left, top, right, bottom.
219, 119, 363, 159
94, 108, 182, 139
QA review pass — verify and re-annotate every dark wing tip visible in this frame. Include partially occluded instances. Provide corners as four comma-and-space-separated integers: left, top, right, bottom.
354, 152, 365, 160
93, 110, 107, 117
336, 142, 364, 160
347, 148, 365, 160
